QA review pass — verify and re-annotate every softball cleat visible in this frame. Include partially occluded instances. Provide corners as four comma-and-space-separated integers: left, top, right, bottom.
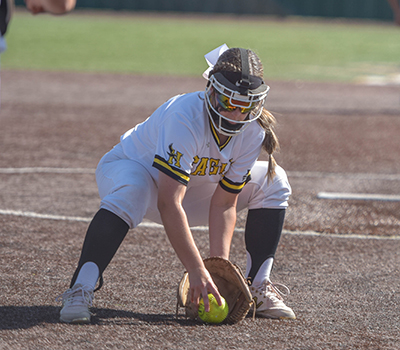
57, 283, 94, 324
250, 281, 296, 319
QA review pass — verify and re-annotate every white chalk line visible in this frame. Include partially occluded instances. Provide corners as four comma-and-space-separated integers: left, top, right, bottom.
288, 171, 400, 181
318, 192, 400, 202
2, 167, 400, 202
1, 167, 399, 239
0, 167, 95, 174
1, 208, 399, 241
1, 167, 400, 181
355, 73, 400, 86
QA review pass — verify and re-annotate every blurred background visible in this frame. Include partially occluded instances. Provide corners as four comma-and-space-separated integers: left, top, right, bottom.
12, 0, 396, 21
6, 0, 400, 84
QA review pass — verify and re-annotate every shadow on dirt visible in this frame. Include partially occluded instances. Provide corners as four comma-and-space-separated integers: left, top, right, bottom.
0, 306, 199, 330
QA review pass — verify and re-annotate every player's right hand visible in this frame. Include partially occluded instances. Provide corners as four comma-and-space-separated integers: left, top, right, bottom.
188, 266, 223, 312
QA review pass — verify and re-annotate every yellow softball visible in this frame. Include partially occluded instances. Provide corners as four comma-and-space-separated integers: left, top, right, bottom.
198, 294, 229, 324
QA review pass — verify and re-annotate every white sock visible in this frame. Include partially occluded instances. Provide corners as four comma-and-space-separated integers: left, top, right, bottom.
246, 252, 274, 287
253, 257, 274, 286
245, 251, 252, 279
74, 262, 100, 290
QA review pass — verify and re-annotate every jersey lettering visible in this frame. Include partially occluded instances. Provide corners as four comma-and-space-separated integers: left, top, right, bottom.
209, 158, 219, 175
191, 156, 231, 176
191, 156, 208, 176
219, 162, 228, 175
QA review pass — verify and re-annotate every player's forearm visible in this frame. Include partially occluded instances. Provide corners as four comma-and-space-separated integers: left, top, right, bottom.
208, 194, 237, 259
159, 202, 204, 273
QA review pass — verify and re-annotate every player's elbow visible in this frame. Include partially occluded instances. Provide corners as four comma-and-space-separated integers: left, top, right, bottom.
157, 195, 173, 214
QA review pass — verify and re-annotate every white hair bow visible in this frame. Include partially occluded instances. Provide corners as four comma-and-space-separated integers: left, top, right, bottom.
202, 44, 229, 80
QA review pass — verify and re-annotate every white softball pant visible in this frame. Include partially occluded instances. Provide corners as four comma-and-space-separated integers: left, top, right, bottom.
96, 144, 291, 229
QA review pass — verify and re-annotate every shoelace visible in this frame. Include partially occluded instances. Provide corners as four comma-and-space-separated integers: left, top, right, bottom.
56, 285, 94, 307
260, 281, 290, 301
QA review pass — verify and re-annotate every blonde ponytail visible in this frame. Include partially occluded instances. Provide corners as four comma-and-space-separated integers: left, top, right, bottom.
257, 108, 280, 182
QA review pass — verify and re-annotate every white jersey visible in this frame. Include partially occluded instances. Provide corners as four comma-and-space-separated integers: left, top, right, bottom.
120, 91, 265, 194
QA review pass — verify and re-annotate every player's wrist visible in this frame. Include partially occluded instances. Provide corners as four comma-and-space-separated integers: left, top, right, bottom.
186, 261, 207, 276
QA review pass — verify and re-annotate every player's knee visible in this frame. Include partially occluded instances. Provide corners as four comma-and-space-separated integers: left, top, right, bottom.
248, 163, 291, 209
100, 184, 151, 228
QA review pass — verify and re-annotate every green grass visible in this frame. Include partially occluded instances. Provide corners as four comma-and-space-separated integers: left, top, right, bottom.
2, 11, 400, 82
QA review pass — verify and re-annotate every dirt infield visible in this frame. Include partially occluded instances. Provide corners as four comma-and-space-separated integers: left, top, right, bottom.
1, 70, 400, 349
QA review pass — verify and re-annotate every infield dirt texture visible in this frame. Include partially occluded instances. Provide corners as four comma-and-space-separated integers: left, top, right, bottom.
1, 68, 399, 349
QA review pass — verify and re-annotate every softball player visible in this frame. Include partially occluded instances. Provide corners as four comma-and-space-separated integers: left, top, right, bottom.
58, 45, 296, 323
0, 0, 76, 53
24, 0, 76, 14
388, 0, 400, 25
0, 0, 76, 107
0, 0, 12, 57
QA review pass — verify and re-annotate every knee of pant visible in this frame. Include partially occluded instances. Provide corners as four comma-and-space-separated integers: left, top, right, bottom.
100, 184, 152, 228
266, 168, 291, 205
271, 166, 291, 194
248, 165, 291, 209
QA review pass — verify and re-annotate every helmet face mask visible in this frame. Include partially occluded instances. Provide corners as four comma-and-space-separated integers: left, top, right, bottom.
204, 49, 270, 137
205, 73, 269, 136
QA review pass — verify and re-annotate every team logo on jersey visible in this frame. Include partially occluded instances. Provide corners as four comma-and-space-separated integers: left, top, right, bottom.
167, 143, 183, 168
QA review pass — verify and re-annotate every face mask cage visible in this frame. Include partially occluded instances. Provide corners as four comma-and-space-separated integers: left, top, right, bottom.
205, 74, 270, 136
